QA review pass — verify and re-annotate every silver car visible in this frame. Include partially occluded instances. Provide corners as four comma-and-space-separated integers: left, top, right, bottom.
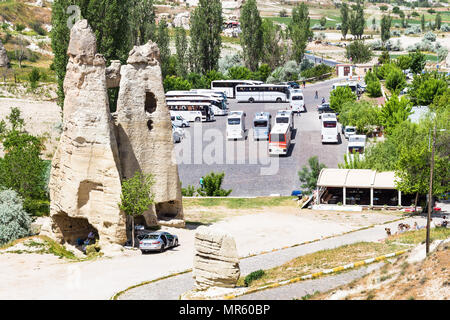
139, 231, 179, 253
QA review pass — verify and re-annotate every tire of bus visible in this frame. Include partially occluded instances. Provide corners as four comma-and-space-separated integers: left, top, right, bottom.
276, 98, 282, 103
195, 117, 201, 122
248, 98, 254, 103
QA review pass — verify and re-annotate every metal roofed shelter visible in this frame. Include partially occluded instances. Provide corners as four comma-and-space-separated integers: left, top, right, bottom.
316, 169, 416, 207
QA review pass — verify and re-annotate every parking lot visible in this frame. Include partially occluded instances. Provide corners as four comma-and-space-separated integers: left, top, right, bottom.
175, 79, 348, 196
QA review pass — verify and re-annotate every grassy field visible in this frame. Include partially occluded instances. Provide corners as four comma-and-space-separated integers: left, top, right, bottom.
239, 227, 450, 289
182, 196, 297, 209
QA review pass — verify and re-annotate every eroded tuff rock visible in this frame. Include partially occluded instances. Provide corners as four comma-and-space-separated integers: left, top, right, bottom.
48, 20, 126, 248
0, 40, 9, 67
115, 41, 183, 226
193, 227, 240, 291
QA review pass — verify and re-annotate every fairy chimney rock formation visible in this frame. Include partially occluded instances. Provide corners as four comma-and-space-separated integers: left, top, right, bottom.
48, 20, 126, 248
193, 227, 240, 291
115, 41, 184, 227
0, 40, 9, 67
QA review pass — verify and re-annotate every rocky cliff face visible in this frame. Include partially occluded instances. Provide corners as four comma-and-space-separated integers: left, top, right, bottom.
48, 20, 126, 249
47, 20, 184, 251
115, 42, 184, 227
193, 227, 240, 290
0, 40, 9, 67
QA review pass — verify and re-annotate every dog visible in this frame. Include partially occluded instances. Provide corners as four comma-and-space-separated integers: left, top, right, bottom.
385, 228, 392, 236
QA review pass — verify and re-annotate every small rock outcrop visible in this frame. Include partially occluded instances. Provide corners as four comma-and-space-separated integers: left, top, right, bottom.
0, 40, 9, 67
115, 41, 183, 227
48, 20, 126, 248
193, 227, 240, 291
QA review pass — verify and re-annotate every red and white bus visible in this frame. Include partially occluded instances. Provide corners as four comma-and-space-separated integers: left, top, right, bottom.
268, 123, 291, 156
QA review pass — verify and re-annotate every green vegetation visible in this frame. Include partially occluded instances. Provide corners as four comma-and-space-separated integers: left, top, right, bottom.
298, 156, 327, 194
338, 101, 380, 135
183, 196, 296, 210
346, 40, 373, 64
197, 172, 232, 197
329, 86, 357, 113
240, 0, 263, 71
0, 189, 32, 245
244, 270, 265, 287
118, 171, 155, 247
0, 108, 49, 216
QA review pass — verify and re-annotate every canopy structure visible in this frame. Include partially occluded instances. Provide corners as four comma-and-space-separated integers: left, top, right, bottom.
316, 169, 408, 207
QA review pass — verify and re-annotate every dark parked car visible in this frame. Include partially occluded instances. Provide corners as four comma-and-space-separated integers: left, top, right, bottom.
287, 81, 300, 89
318, 103, 334, 114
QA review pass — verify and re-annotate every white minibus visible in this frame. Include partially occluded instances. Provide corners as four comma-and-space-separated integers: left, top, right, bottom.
290, 92, 305, 113
320, 113, 338, 144
252, 112, 272, 141
226, 111, 246, 140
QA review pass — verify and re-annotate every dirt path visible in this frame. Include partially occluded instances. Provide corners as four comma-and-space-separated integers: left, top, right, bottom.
0, 209, 406, 300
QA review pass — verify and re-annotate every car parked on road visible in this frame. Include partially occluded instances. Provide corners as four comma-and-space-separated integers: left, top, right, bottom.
139, 231, 179, 253
172, 124, 184, 143
317, 103, 334, 115
342, 126, 357, 139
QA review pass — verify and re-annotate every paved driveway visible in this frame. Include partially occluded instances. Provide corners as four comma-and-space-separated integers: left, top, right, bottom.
176, 79, 348, 196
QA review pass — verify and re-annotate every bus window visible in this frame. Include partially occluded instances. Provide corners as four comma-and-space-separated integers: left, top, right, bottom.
270, 134, 286, 143
348, 147, 364, 154
276, 117, 289, 124
292, 95, 303, 100
323, 121, 337, 128
254, 120, 268, 127
228, 118, 241, 125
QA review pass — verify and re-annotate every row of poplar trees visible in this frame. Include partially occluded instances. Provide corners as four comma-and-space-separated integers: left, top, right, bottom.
51, 0, 224, 110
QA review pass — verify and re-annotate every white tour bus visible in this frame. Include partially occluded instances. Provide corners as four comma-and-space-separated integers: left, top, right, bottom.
269, 123, 291, 156
236, 84, 291, 103
189, 89, 229, 104
165, 92, 228, 116
332, 81, 362, 96
320, 113, 338, 144
275, 110, 294, 132
167, 101, 214, 122
226, 111, 246, 140
211, 80, 263, 99
290, 92, 305, 113
252, 112, 272, 141
347, 135, 367, 160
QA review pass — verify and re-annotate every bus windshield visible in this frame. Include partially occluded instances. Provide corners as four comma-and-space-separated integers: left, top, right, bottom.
348, 147, 364, 154
292, 95, 303, 100
276, 117, 289, 124
228, 118, 241, 125
270, 134, 286, 143
323, 121, 336, 128
254, 120, 268, 128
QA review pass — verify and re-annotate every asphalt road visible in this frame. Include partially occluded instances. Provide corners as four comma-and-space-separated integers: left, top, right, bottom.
175, 79, 348, 196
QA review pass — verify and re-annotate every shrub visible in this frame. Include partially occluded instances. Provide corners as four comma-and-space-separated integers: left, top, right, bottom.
441, 24, 450, 32
0, 189, 32, 245
366, 77, 382, 98
28, 68, 41, 90
197, 172, 232, 197
346, 40, 373, 64
329, 86, 357, 113
386, 68, 407, 93
244, 270, 265, 287
311, 23, 325, 30
301, 63, 333, 80
181, 184, 196, 197
163, 75, 192, 92
424, 31, 436, 42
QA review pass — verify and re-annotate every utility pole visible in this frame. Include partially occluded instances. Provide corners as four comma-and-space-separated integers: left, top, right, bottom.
426, 124, 436, 255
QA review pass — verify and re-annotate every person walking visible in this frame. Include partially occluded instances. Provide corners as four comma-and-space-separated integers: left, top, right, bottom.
322, 97, 326, 104
199, 177, 204, 189
315, 90, 318, 99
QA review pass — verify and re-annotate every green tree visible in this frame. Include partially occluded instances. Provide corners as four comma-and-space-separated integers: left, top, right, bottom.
261, 19, 284, 70
385, 68, 407, 93
379, 94, 412, 135
227, 66, 253, 80
320, 16, 327, 28
409, 50, 426, 74
349, 0, 365, 39
298, 156, 327, 194
156, 18, 170, 78
197, 172, 232, 197
189, 0, 223, 74
129, 0, 156, 46
421, 14, 425, 31
0, 189, 32, 245
338, 101, 380, 135
340, 3, 350, 39
0, 108, 48, 216
435, 13, 442, 30
395, 55, 412, 70
329, 86, 357, 113
365, 75, 382, 98
163, 75, 192, 92
240, 0, 263, 71
381, 15, 392, 44
290, 3, 311, 63
346, 40, 373, 63
28, 67, 41, 90
175, 27, 189, 77
118, 171, 155, 248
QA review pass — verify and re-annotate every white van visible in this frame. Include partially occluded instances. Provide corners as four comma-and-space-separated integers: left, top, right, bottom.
290, 92, 305, 113
227, 111, 246, 140
275, 110, 294, 132
347, 135, 366, 159
320, 113, 338, 144
269, 124, 291, 156
170, 112, 190, 128
343, 125, 356, 139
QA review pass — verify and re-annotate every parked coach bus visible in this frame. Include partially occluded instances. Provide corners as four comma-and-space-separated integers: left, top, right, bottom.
269, 123, 291, 156
252, 112, 272, 141
320, 113, 338, 144
227, 111, 246, 140
167, 101, 214, 122
235, 84, 291, 103
165, 91, 228, 116
211, 80, 263, 99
